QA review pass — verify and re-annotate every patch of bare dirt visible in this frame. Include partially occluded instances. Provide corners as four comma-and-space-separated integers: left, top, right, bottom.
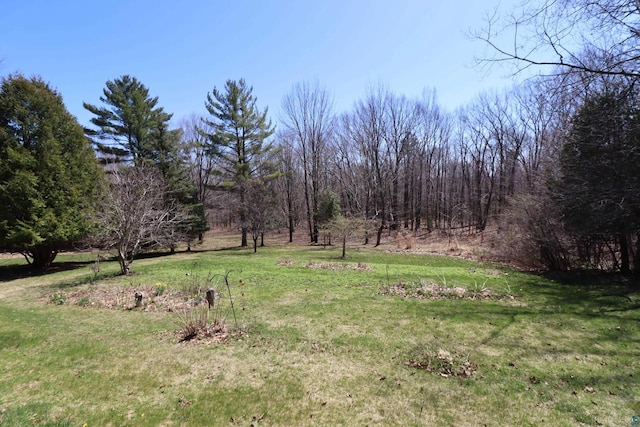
381, 227, 511, 265
0, 252, 22, 260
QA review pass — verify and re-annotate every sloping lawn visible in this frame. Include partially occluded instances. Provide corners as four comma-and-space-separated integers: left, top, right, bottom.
0, 244, 638, 426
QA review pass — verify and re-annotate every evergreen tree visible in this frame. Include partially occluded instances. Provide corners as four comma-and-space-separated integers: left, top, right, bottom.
151, 121, 207, 249
556, 86, 640, 274
83, 75, 172, 166
0, 75, 102, 269
316, 189, 342, 246
202, 79, 277, 246
316, 189, 342, 226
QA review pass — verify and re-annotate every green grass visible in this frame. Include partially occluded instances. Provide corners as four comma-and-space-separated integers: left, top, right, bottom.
0, 244, 639, 426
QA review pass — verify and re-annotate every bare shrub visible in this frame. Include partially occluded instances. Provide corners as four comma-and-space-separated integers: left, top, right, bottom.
406, 234, 414, 250
497, 194, 572, 270
91, 166, 192, 275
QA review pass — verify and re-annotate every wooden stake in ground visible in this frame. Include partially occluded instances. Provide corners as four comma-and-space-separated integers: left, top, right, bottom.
134, 292, 143, 308
205, 288, 215, 309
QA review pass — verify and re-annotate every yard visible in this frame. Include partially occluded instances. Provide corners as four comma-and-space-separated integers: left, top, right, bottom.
0, 235, 638, 426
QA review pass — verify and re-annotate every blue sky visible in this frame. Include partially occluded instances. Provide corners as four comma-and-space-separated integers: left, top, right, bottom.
2, 0, 523, 128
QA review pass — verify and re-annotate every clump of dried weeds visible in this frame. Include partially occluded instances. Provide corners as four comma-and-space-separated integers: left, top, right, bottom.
407, 346, 478, 378
380, 278, 516, 301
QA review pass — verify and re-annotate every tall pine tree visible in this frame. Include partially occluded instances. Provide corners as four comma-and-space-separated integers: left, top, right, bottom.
83, 75, 172, 166
202, 79, 277, 247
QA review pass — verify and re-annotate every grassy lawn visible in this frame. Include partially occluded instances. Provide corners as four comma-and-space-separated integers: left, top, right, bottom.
0, 241, 638, 426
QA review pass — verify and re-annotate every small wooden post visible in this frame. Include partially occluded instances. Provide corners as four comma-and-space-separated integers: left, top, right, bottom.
134, 292, 143, 308
205, 288, 215, 309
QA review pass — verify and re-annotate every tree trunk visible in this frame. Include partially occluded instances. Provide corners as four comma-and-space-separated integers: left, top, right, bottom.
240, 188, 248, 246
391, 176, 400, 231
634, 232, 640, 286
403, 167, 411, 229
288, 213, 294, 243
28, 246, 57, 270
241, 227, 248, 247
303, 169, 315, 243
117, 249, 131, 275
342, 235, 347, 258
620, 234, 630, 274
635, 232, 640, 275
375, 223, 384, 247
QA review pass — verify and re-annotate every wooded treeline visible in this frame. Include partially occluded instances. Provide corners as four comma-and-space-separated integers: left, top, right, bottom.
184, 71, 638, 275
2, 0, 640, 276
1, 70, 638, 275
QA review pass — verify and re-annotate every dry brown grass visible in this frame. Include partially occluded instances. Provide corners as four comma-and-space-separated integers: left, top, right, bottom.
42, 284, 206, 312
200, 226, 501, 262
380, 280, 518, 301
303, 262, 373, 271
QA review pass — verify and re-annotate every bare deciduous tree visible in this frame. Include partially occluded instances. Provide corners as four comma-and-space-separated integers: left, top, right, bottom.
93, 166, 188, 275
476, 0, 640, 79
274, 135, 301, 243
383, 93, 419, 231
322, 215, 364, 258
280, 80, 334, 243
348, 85, 390, 246
179, 114, 217, 241
412, 89, 451, 231
246, 179, 279, 253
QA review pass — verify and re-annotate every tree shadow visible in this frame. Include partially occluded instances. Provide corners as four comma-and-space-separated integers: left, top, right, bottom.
0, 261, 95, 282
533, 270, 640, 316
40, 270, 124, 291
0, 249, 187, 283
187, 246, 262, 255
